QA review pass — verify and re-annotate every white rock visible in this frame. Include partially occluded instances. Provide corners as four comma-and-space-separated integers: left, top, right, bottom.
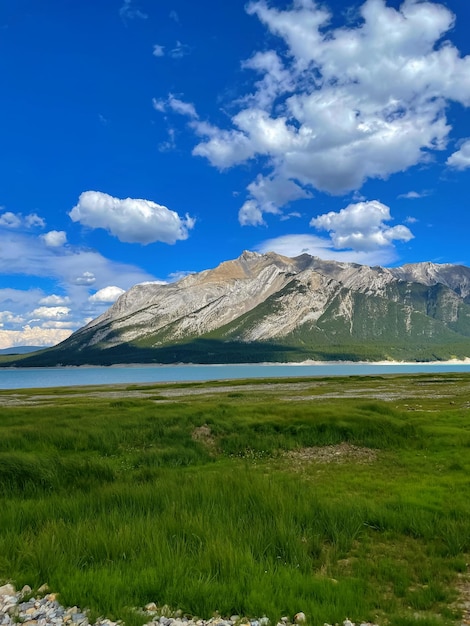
0, 584, 15, 597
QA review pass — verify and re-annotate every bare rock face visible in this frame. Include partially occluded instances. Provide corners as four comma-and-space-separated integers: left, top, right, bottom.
38, 251, 470, 363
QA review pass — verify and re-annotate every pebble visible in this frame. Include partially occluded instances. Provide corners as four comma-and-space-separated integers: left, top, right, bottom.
0, 583, 383, 626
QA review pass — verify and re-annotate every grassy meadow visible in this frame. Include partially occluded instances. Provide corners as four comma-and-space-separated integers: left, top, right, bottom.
0, 374, 469, 626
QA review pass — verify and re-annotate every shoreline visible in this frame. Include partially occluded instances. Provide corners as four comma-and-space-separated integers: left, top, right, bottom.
2, 357, 470, 370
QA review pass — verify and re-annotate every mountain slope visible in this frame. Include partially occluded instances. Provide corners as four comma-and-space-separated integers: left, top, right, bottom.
7, 252, 470, 366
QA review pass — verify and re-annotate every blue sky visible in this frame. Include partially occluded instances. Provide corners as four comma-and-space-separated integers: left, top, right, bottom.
1, 0, 470, 348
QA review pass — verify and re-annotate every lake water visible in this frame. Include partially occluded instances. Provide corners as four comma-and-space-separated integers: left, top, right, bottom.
1, 361, 470, 390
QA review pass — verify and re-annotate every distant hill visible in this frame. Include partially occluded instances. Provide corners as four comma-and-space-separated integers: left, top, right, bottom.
0, 346, 43, 355
4, 251, 470, 366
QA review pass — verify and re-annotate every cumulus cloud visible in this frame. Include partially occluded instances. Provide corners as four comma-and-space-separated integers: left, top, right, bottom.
310, 200, 413, 252
39, 294, 71, 306
239, 200, 265, 227
88, 286, 126, 304
164, 0, 470, 222
0, 210, 45, 229
69, 191, 195, 245
25, 213, 45, 228
73, 272, 96, 286
31, 306, 71, 320
254, 200, 413, 268
0, 326, 72, 350
0, 311, 25, 326
0, 212, 21, 228
446, 140, 470, 170
41, 230, 67, 247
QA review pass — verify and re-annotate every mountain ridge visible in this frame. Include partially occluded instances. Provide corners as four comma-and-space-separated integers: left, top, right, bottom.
4, 251, 470, 366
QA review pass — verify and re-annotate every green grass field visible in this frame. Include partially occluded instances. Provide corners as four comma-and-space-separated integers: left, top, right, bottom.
0, 374, 469, 626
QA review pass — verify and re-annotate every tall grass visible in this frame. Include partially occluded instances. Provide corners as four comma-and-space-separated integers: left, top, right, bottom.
0, 374, 469, 625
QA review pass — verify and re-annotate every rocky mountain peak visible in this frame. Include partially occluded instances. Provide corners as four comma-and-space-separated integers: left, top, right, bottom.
24, 252, 470, 366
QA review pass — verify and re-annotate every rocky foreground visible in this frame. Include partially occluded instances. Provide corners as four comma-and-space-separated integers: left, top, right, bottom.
0, 583, 378, 626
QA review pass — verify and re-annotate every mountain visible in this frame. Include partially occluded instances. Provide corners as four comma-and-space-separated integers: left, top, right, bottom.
6, 251, 470, 366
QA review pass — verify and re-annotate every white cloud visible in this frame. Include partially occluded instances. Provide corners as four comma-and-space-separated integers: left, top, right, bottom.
255, 233, 399, 266
310, 200, 414, 252
241, 50, 294, 110
25, 213, 45, 228
39, 294, 71, 306
41, 321, 81, 330
398, 191, 429, 200
239, 173, 311, 225
446, 139, 470, 170
248, 175, 303, 210
169, 10, 179, 23
31, 306, 71, 320
0, 311, 25, 325
153, 44, 165, 57
74, 272, 96, 286
166, 271, 191, 283
167, 95, 198, 118
0, 210, 46, 229
0, 326, 72, 350
41, 230, 67, 247
152, 98, 166, 113
88, 286, 126, 304
192, 121, 255, 168
169, 0, 470, 222
257, 233, 334, 257
0, 212, 21, 228
69, 191, 195, 245
280, 211, 302, 221
239, 200, 265, 226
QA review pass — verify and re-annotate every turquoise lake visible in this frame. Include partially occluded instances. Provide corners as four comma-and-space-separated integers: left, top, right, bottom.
1, 361, 470, 389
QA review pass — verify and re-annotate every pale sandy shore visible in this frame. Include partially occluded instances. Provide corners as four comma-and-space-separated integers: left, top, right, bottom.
286, 357, 470, 366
